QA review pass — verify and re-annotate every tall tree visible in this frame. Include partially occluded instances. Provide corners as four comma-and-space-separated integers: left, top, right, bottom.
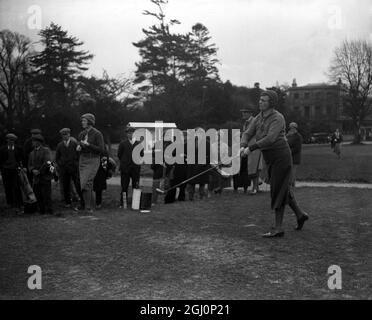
186, 23, 220, 84
0, 30, 33, 130
78, 72, 134, 151
31, 22, 93, 111
133, 0, 183, 98
329, 39, 372, 143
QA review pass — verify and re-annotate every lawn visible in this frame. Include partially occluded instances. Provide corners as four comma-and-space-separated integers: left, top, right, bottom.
0, 184, 371, 299
297, 144, 372, 183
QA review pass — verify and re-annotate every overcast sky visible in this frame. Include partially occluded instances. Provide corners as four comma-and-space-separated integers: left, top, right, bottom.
1, 0, 371, 88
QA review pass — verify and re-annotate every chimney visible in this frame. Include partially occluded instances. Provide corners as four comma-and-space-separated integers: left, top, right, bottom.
292, 78, 297, 87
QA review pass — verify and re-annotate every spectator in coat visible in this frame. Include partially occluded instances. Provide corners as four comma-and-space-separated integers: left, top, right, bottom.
186, 128, 210, 201
55, 128, 84, 208
331, 128, 343, 159
23, 128, 42, 185
151, 144, 166, 205
286, 122, 303, 186
164, 134, 188, 204
233, 109, 251, 193
0, 133, 24, 209
117, 126, 142, 208
28, 134, 54, 215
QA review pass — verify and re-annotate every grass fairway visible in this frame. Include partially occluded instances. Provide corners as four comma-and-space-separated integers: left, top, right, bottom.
0, 185, 371, 299
297, 144, 372, 183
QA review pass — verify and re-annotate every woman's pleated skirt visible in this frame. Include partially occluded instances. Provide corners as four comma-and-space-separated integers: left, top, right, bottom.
79, 154, 100, 191
262, 145, 293, 210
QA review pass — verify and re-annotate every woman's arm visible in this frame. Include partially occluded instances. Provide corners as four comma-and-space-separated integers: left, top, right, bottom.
85, 131, 105, 154
240, 119, 257, 148
250, 117, 284, 151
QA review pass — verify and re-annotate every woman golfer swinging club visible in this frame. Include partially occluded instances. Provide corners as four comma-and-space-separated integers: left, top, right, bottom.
240, 90, 309, 238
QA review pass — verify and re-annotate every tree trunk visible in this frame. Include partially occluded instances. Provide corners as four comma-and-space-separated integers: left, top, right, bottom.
6, 108, 14, 131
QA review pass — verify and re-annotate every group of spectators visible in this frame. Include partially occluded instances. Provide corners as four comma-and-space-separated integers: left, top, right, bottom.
0, 113, 115, 215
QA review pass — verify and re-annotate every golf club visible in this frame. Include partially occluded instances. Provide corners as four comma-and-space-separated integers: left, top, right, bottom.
156, 153, 243, 194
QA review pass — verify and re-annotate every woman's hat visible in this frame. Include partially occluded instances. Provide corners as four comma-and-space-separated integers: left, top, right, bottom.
81, 113, 95, 126
261, 90, 278, 107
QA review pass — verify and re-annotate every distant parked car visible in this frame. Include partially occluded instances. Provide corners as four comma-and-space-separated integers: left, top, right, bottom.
310, 132, 331, 144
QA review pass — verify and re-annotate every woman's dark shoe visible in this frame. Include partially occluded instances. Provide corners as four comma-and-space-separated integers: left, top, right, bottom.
262, 230, 285, 238
295, 214, 309, 230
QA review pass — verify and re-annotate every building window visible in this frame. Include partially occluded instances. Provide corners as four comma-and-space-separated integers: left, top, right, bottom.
294, 93, 299, 99
293, 106, 300, 116
305, 106, 310, 118
304, 92, 310, 99
315, 106, 321, 117
327, 105, 332, 116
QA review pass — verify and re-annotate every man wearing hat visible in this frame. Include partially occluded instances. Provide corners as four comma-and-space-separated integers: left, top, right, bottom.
0, 133, 23, 209
28, 134, 53, 215
117, 125, 142, 208
286, 122, 303, 186
55, 128, 83, 208
23, 129, 42, 184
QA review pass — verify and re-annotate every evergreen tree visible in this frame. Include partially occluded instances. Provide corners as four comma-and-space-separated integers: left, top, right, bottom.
31, 22, 93, 110
186, 23, 220, 84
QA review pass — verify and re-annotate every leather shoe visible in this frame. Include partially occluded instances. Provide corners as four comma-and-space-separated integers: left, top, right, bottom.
295, 214, 309, 230
262, 230, 285, 238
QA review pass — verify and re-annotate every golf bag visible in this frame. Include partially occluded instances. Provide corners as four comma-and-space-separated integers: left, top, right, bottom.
17, 168, 38, 213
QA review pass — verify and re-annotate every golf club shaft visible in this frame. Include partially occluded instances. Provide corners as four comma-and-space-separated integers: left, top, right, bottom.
158, 153, 242, 194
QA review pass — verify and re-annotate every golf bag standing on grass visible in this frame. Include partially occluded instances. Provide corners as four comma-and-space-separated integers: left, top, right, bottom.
93, 152, 117, 209
18, 167, 38, 213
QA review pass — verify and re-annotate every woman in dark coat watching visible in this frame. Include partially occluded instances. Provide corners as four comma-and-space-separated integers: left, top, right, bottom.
93, 147, 116, 209
241, 91, 309, 238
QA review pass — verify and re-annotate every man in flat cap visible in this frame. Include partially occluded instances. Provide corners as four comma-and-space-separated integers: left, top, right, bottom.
28, 134, 54, 215
23, 128, 43, 185
117, 125, 142, 208
55, 128, 84, 208
286, 122, 303, 186
0, 133, 23, 209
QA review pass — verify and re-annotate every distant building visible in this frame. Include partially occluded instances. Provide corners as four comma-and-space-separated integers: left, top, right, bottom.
287, 78, 347, 130
287, 79, 372, 139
